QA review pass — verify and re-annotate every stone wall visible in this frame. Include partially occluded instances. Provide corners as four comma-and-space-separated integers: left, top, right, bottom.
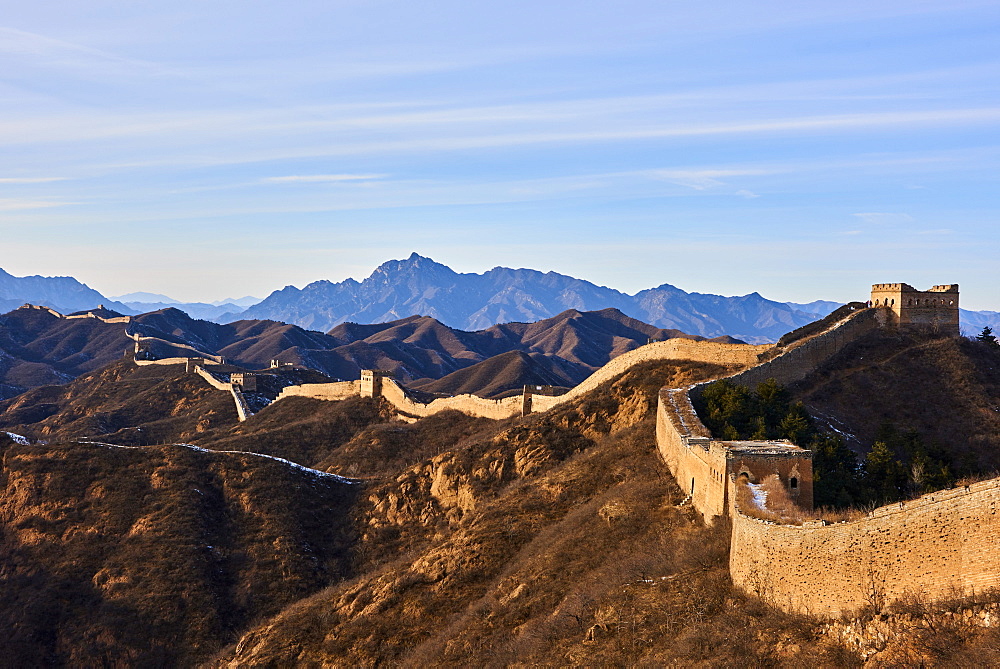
194, 365, 232, 392
274, 381, 360, 402
192, 365, 254, 422
380, 378, 526, 420
705, 307, 884, 392
656, 388, 730, 518
134, 357, 226, 367
17, 303, 134, 324
65, 313, 132, 324
265, 336, 770, 421
540, 338, 768, 412
730, 479, 1000, 616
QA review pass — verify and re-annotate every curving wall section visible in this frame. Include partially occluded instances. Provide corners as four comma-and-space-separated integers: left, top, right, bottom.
379, 377, 528, 420
274, 381, 360, 402
269, 336, 770, 421
652, 304, 1000, 617
729, 480, 1000, 616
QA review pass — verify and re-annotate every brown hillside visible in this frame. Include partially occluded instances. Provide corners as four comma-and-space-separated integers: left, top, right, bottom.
409, 350, 574, 398
213, 359, 824, 667
791, 330, 1000, 469
190, 395, 391, 469
0, 360, 239, 444
0, 440, 357, 667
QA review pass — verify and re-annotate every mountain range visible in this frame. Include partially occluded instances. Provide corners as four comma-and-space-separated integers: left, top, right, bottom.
2, 255, 998, 342
0, 303, 734, 400
235, 253, 822, 343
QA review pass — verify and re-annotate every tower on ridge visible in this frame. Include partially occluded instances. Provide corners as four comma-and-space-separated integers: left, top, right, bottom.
870, 283, 959, 335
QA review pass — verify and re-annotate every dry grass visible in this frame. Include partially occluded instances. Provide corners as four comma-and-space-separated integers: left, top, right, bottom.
737, 476, 866, 525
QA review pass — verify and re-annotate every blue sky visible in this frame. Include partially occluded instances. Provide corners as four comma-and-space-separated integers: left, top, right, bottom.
2, 0, 999, 309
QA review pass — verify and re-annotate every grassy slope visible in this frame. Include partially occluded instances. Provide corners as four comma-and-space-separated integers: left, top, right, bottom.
0, 440, 357, 666
792, 331, 1000, 470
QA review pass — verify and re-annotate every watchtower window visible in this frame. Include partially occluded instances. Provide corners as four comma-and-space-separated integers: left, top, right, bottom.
790, 477, 798, 489
691, 478, 695, 495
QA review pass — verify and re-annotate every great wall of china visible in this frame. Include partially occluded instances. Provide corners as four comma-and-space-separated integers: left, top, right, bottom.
22, 284, 984, 617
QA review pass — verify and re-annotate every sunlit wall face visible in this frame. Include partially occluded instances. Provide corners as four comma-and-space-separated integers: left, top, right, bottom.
2, 1, 998, 309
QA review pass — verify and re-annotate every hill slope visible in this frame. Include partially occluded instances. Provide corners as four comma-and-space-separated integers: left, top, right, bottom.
790, 329, 1000, 471
0, 438, 358, 666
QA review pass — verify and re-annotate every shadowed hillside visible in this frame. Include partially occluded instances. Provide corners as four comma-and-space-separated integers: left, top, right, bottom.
0, 439, 357, 667
3, 327, 1000, 665
790, 330, 1000, 471
0, 360, 240, 444
410, 350, 573, 398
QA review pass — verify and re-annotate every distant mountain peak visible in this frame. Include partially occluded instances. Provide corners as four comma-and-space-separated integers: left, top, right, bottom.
235, 257, 827, 343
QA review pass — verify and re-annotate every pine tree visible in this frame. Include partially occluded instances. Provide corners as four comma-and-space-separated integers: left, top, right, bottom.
976, 325, 999, 348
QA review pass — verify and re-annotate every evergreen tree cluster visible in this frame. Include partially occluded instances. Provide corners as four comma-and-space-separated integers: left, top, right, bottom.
694, 379, 954, 509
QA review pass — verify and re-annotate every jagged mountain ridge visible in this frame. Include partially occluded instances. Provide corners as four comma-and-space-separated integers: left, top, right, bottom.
236, 253, 819, 342
3, 261, 997, 340
0, 267, 132, 315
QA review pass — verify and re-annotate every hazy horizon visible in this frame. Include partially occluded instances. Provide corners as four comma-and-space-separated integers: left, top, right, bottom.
3, 2, 999, 309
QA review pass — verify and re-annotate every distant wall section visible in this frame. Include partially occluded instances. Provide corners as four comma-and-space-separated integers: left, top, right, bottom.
706, 308, 884, 392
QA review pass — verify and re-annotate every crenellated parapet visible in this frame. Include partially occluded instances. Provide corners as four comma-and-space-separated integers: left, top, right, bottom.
870, 282, 959, 335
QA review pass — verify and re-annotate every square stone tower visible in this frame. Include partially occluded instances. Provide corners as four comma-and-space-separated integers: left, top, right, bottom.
871, 283, 959, 335
360, 369, 393, 398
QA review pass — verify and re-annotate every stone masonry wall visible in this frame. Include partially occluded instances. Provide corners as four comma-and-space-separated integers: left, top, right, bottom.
192, 365, 253, 422
537, 338, 769, 412
380, 378, 526, 420
730, 479, 1000, 616
714, 307, 884, 392
267, 336, 770, 421
656, 388, 729, 519
274, 381, 361, 402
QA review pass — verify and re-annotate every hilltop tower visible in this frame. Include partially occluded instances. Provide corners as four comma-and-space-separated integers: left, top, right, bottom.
870, 283, 959, 335
359, 369, 393, 398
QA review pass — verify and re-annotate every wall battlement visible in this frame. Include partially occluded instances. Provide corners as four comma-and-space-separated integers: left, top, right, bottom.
729, 478, 1000, 616
870, 282, 959, 335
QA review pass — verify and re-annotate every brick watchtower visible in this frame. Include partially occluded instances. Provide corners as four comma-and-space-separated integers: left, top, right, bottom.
870, 283, 959, 335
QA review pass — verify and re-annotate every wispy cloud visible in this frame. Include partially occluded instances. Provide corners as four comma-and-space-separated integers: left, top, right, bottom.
853, 212, 915, 225
0, 198, 75, 211
0, 177, 68, 183
0, 25, 173, 78
263, 174, 387, 183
